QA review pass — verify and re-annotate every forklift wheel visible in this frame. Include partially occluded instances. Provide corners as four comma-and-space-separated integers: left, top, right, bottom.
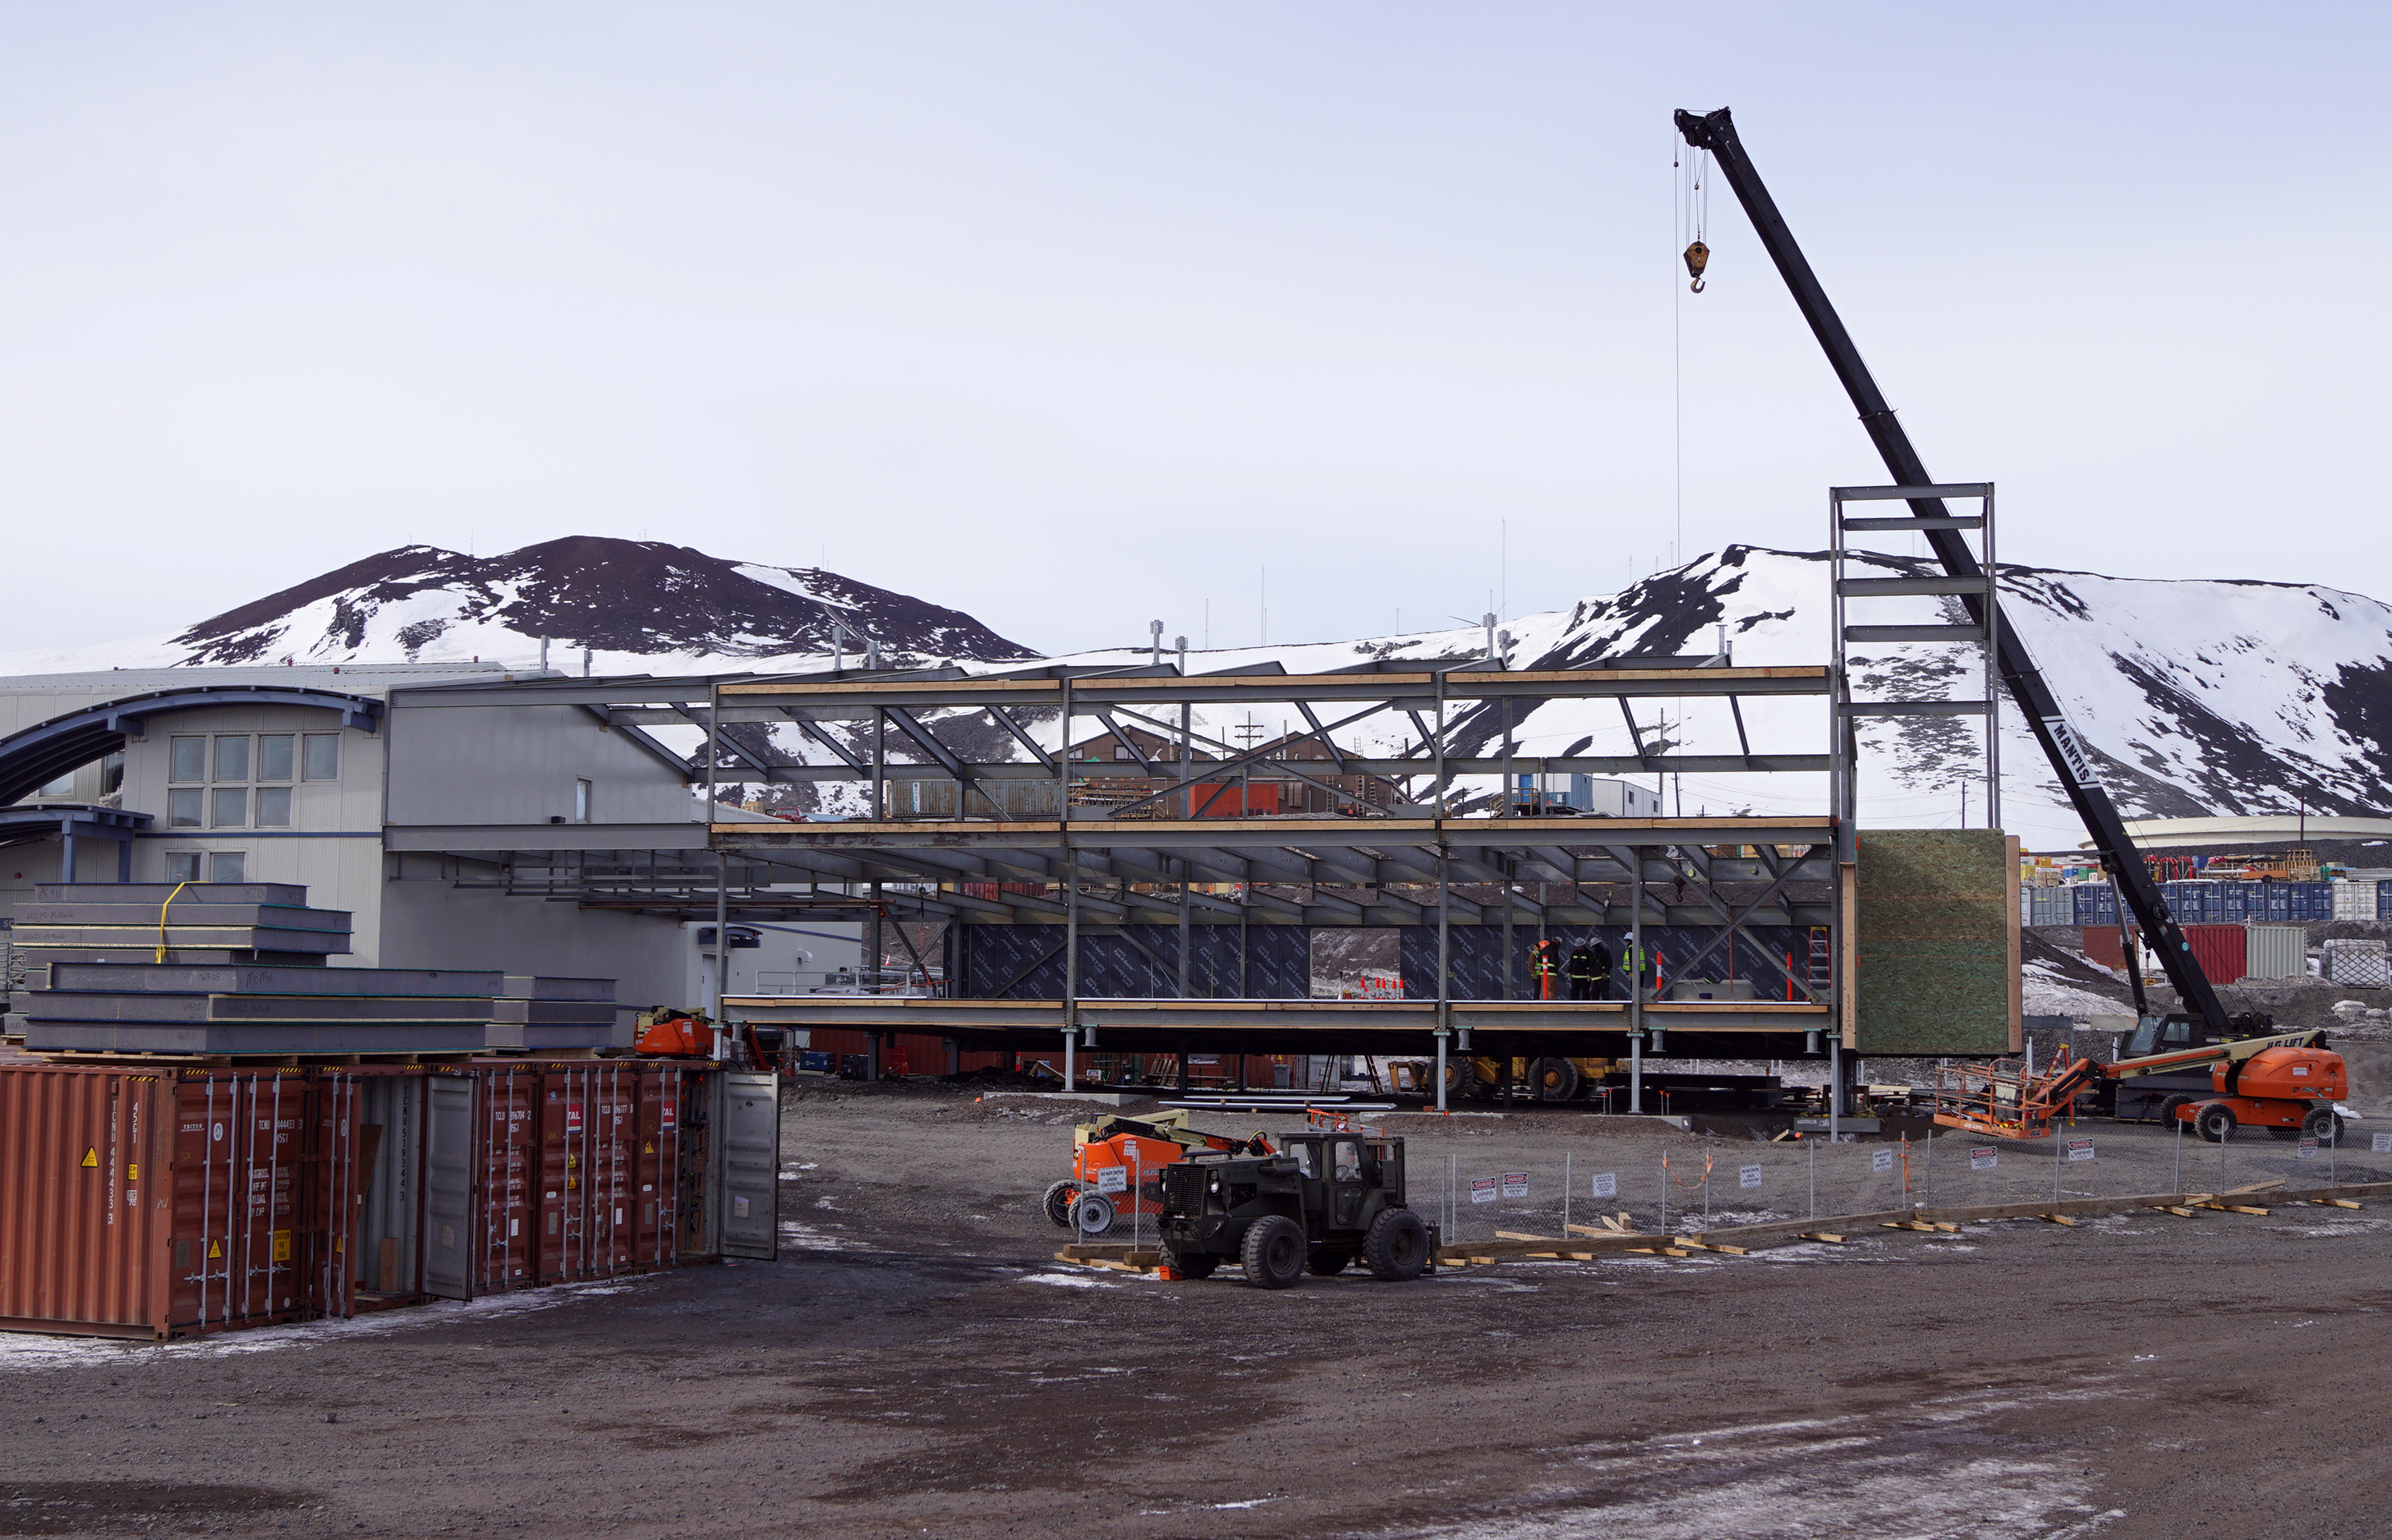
2194, 1104, 2237, 1144
1074, 1192, 1116, 1236
1166, 1248, 1221, 1280
2302, 1106, 2344, 1143
1363, 1209, 1431, 1280
1042, 1179, 1080, 1229
1240, 1216, 1308, 1289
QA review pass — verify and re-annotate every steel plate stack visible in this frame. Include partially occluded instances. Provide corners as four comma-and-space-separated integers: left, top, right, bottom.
12, 881, 353, 969
12, 884, 617, 1055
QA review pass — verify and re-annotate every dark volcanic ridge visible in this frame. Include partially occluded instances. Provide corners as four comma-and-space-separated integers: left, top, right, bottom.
168, 536, 1037, 668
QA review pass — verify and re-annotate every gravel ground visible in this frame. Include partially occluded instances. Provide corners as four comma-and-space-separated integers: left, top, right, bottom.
6, 1083, 2392, 1539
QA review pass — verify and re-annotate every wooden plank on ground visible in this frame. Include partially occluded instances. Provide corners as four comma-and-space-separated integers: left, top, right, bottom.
1681, 1209, 1916, 1249
1433, 1230, 1677, 1262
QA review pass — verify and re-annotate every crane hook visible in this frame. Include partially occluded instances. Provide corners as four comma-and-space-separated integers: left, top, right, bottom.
1683, 241, 1709, 293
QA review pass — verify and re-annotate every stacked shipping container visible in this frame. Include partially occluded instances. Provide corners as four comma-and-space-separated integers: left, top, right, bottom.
2068, 880, 2335, 926
1, 1059, 765, 1340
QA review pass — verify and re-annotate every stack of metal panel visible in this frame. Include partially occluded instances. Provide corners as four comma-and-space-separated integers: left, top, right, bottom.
20, 963, 618, 1055
12, 882, 353, 970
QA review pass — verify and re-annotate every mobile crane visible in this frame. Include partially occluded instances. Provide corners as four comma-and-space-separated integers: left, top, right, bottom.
1673, 107, 2267, 1069
1932, 1027, 2345, 1143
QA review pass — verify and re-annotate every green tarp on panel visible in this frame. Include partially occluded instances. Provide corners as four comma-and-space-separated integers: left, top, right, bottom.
1852, 829, 2020, 1056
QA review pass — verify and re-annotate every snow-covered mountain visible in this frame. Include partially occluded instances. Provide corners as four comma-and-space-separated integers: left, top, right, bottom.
738, 545, 2392, 848
0, 538, 1035, 676
10, 535, 2389, 850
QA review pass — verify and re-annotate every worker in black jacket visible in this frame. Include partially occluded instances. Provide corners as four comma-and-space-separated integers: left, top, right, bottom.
1532, 936, 1563, 1000
1566, 940, 1614, 1000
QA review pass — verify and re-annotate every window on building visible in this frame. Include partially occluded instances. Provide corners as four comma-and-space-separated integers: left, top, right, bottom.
255, 786, 292, 826
208, 851, 246, 883
169, 737, 206, 783
36, 773, 73, 798
167, 788, 202, 828
574, 778, 592, 823
257, 735, 294, 782
302, 734, 339, 780
163, 851, 202, 881
1113, 746, 1133, 761
214, 736, 251, 783
99, 752, 123, 797
210, 787, 247, 827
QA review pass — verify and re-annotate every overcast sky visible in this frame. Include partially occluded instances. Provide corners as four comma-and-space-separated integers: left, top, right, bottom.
1, 3, 2382, 658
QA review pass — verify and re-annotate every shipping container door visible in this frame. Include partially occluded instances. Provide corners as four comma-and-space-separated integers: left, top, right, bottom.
532, 1069, 581, 1285
421, 1073, 476, 1299
596, 1064, 636, 1276
642, 1065, 684, 1269
313, 1073, 363, 1319
484, 1069, 537, 1291
353, 1073, 424, 1297
713, 1071, 778, 1261
229, 1073, 307, 1321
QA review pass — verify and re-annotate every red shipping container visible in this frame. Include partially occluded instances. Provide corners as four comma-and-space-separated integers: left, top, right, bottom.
0, 1064, 325, 1340
2081, 926, 2132, 969
422, 1064, 539, 1299
2183, 923, 2247, 985
2082, 923, 2245, 984
530, 1063, 690, 1285
628, 1064, 688, 1273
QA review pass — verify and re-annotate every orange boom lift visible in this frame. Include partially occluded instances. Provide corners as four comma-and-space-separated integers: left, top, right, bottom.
1932, 1028, 2346, 1143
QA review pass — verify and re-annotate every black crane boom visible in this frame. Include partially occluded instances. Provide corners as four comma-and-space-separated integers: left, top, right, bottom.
1673, 104, 2229, 1032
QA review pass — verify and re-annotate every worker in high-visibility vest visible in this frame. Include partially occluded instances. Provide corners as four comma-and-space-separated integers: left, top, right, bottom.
1532, 936, 1563, 1000
1618, 940, 1649, 998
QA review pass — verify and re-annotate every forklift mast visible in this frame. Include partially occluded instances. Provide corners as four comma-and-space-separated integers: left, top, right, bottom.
1674, 105, 2232, 1034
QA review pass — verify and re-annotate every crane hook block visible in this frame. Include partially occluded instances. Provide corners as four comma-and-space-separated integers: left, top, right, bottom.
1683, 241, 1709, 293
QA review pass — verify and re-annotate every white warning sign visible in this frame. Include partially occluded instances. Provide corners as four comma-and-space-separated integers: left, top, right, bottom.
1590, 1172, 1617, 1199
1738, 1165, 1762, 1190
1970, 1147, 1999, 1171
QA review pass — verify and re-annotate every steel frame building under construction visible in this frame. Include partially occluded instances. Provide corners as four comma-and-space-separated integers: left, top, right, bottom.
403, 650, 1857, 1112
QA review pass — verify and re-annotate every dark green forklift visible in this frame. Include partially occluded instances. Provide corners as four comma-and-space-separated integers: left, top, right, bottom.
1156, 1130, 1438, 1288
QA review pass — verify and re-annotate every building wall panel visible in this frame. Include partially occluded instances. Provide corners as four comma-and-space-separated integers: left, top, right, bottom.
1851, 829, 2019, 1056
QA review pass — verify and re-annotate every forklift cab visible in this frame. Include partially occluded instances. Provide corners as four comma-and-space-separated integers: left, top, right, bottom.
1280, 1134, 1406, 1237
